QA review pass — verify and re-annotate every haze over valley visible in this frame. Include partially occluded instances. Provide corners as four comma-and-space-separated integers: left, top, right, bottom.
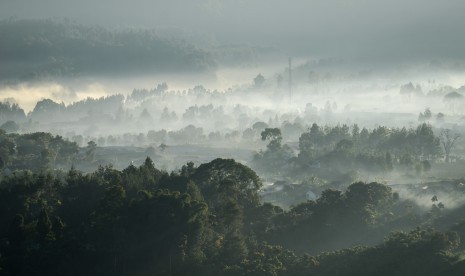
2, 1, 465, 275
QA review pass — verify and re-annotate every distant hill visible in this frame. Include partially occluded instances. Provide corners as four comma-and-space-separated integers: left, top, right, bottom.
0, 19, 217, 81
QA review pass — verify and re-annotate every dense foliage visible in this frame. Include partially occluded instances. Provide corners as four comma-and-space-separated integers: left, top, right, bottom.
254, 123, 442, 183
0, 131, 79, 171
1, 156, 464, 275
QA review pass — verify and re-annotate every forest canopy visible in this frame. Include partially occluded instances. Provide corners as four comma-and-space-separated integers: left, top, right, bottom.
1, 156, 465, 275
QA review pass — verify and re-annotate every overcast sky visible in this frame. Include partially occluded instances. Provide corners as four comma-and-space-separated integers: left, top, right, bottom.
2, 0, 465, 61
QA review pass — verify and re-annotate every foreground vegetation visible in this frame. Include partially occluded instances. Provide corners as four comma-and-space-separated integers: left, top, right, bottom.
1, 155, 465, 275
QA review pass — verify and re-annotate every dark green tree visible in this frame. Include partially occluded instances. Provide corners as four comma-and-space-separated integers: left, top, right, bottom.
37, 208, 55, 242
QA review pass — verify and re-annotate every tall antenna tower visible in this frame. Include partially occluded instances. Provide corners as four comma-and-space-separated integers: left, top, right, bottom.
288, 57, 292, 103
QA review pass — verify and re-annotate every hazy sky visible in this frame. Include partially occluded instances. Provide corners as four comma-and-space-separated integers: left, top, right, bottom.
2, 0, 465, 61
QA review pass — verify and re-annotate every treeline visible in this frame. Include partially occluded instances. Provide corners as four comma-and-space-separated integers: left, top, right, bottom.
0, 95, 262, 147
0, 102, 26, 124
0, 131, 95, 172
1, 157, 465, 275
0, 91, 228, 128
0, 19, 215, 81
297, 123, 441, 173
254, 123, 445, 177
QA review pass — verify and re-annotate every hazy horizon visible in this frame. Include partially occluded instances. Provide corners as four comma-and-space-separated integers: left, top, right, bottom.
2, 0, 465, 59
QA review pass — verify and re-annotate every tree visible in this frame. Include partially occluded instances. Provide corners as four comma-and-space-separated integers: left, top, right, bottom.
344, 182, 394, 225
418, 108, 432, 121
0, 137, 16, 168
254, 74, 265, 88
415, 123, 441, 158
298, 123, 324, 164
443, 92, 463, 114
161, 107, 177, 122
242, 128, 255, 141
40, 147, 55, 170
37, 209, 55, 242
30, 99, 65, 121
261, 128, 282, 151
8, 214, 25, 246
400, 82, 422, 98
335, 139, 354, 153
352, 124, 360, 142
436, 112, 445, 122
85, 140, 97, 162
0, 120, 19, 133
180, 161, 196, 177
139, 108, 153, 122
252, 121, 268, 132
400, 153, 414, 171
192, 158, 262, 209
440, 129, 460, 163
159, 143, 167, 152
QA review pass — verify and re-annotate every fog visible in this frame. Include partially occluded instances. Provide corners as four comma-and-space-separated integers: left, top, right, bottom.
2, 2, 465, 275
2, 0, 465, 111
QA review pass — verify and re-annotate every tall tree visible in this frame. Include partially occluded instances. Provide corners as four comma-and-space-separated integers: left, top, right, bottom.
440, 129, 460, 163
261, 128, 282, 151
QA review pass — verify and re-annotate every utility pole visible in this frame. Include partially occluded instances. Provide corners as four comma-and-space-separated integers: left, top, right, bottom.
288, 57, 292, 103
